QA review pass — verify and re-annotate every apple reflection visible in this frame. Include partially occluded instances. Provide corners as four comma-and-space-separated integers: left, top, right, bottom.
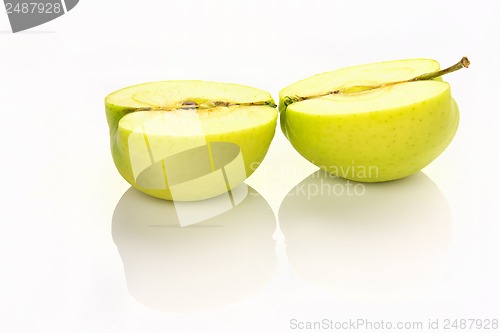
112, 184, 276, 312
279, 170, 452, 301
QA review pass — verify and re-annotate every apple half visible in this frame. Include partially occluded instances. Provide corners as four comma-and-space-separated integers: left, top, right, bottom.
105, 81, 277, 201
279, 58, 466, 182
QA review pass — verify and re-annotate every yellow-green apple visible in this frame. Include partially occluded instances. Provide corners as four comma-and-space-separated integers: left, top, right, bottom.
105, 81, 277, 200
279, 57, 469, 182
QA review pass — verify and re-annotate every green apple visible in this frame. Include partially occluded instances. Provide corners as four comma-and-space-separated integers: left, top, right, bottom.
279, 57, 469, 182
105, 80, 278, 201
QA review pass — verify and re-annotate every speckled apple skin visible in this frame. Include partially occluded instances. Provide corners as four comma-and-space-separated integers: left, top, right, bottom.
282, 85, 459, 182
106, 103, 277, 200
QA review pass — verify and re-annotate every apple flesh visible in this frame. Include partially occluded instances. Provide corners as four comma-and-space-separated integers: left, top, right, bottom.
105, 81, 277, 201
279, 59, 462, 182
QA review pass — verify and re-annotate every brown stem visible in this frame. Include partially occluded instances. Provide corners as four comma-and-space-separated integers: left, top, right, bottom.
284, 56, 470, 107
407, 56, 470, 82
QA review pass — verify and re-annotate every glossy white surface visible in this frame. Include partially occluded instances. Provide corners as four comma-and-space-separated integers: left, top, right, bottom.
1, 1, 499, 332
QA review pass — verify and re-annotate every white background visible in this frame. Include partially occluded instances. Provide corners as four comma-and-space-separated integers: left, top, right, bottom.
1, 0, 499, 332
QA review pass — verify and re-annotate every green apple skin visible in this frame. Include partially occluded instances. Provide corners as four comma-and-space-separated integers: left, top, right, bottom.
280, 61, 460, 182
105, 81, 277, 201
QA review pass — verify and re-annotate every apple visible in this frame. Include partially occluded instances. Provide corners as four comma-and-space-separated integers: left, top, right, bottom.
112, 184, 276, 312
105, 80, 278, 200
279, 57, 469, 182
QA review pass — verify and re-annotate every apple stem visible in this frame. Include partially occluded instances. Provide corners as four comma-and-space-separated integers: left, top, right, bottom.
398, 56, 470, 84
284, 57, 470, 108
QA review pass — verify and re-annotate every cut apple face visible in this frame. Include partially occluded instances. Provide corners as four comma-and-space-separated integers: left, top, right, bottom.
105, 81, 278, 201
279, 58, 467, 182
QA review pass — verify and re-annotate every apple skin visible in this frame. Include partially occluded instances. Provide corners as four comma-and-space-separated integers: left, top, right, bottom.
281, 82, 459, 182
105, 82, 277, 201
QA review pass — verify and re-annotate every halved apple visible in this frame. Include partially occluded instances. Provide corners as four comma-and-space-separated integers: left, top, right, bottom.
279, 58, 468, 182
105, 81, 278, 201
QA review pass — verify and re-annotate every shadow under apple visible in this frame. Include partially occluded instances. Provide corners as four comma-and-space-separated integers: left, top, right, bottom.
278, 170, 452, 302
112, 184, 277, 312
